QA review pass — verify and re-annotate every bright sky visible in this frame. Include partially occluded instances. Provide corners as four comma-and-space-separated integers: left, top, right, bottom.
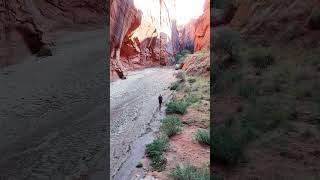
175, 0, 205, 25
134, 0, 205, 26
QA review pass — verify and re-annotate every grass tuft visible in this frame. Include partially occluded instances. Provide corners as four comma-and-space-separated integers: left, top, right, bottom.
193, 129, 210, 145
161, 116, 182, 137
145, 136, 169, 171
166, 100, 189, 114
170, 165, 210, 180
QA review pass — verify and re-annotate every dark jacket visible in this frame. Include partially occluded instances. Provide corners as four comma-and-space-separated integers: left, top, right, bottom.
158, 95, 163, 104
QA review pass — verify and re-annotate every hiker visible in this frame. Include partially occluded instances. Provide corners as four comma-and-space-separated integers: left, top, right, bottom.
158, 94, 163, 110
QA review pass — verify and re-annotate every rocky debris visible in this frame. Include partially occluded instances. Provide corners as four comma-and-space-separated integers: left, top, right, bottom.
182, 52, 210, 76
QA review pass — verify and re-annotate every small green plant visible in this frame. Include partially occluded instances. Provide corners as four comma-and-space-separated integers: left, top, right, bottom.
308, 9, 320, 30
161, 116, 182, 137
170, 82, 183, 90
185, 95, 199, 105
176, 72, 186, 82
193, 129, 210, 145
248, 48, 275, 69
170, 165, 210, 180
145, 136, 169, 171
175, 49, 192, 63
212, 126, 243, 165
136, 162, 143, 168
166, 100, 189, 114
187, 78, 196, 83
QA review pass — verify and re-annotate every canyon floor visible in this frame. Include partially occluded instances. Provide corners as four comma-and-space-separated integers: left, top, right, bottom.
0, 29, 108, 179
110, 68, 176, 179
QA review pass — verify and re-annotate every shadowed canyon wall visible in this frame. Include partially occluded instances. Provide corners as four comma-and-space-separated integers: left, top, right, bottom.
213, 0, 320, 47
0, 0, 106, 66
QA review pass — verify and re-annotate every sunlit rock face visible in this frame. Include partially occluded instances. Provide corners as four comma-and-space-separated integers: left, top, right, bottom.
194, 0, 210, 52
110, 0, 182, 80
0, 0, 106, 66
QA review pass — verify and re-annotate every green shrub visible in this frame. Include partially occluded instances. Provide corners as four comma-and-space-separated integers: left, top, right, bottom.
308, 9, 320, 30
185, 95, 199, 105
170, 165, 210, 180
176, 72, 186, 82
176, 49, 191, 63
193, 129, 210, 145
212, 126, 243, 165
248, 48, 275, 69
145, 137, 169, 171
166, 100, 189, 114
150, 154, 167, 171
170, 82, 183, 90
161, 116, 182, 137
187, 78, 196, 83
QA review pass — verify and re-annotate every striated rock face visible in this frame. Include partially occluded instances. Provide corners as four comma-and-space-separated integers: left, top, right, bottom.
0, 0, 106, 66
194, 0, 210, 52
218, 0, 320, 47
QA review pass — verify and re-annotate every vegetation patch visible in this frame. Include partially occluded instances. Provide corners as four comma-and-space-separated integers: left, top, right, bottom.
187, 78, 196, 83
176, 72, 186, 82
211, 126, 243, 166
170, 165, 210, 180
161, 116, 182, 137
145, 136, 169, 171
175, 49, 192, 63
166, 100, 189, 114
193, 129, 210, 145
170, 81, 184, 91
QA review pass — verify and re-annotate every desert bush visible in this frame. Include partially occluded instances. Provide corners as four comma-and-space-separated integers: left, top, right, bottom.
212, 126, 243, 165
248, 48, 275, 69
176, 72, 186, 82
145, 136, 169, 170
176, 49, 192, 63
161, 116, 182, 137
166, 100, 189, 114
187, 78, 196, 83
308, 9, 320, 30
193, 129, 210, 145
170, 165, 210, 180
170, 81, 183, 90
185, 95, 199, 105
